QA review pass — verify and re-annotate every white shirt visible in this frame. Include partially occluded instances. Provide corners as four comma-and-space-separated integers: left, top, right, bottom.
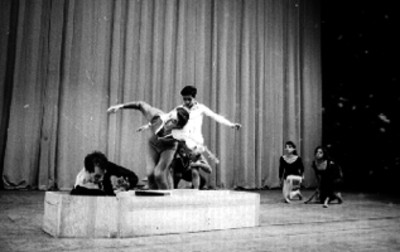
177, 102, 234, 145
74, 168, 92, 187
74, 168, 100, 189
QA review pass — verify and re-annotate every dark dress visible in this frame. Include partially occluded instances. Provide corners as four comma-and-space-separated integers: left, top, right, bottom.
279, 156, 305, 180
313, 159, 343, 202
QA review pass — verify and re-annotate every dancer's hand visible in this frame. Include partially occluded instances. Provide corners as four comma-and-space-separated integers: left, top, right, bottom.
231, 123, 242, 130
107, 104, 123, 113
137, 123, 150, 132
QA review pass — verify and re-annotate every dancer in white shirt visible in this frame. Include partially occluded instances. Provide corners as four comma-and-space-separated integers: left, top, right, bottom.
168, 86, 241, 188
177, 85, 241, 146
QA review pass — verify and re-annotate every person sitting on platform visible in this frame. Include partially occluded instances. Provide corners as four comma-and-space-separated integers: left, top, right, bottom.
304, 146, 343, 208
70, 151, 138, 196
170, 141, 212, 189
279, 141, 305, 203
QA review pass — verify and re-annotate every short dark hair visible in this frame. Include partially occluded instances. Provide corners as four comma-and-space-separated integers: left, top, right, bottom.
176, 107, 190, 128
84, 151, 108, 173
285, 141, 296, 149
180, 85, 197, 98
285, 141, 298, 155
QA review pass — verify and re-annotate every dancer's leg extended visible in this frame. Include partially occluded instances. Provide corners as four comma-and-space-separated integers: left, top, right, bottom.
153, 148, 176, 189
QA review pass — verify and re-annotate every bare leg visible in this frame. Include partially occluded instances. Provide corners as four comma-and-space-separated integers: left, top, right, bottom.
199, 172, 207, 189
167, 168, 175, 189
153, 149, 176, 189
297, 191, 303, 200
146, 141, 159, 189
282, 179, 292, 203
323, 197, 329, 208
191, 168, 200, 189
334, 192, 343, 204
304, 190, 318, 204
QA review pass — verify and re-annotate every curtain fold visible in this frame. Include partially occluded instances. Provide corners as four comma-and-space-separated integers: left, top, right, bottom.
0, 0, 321, 190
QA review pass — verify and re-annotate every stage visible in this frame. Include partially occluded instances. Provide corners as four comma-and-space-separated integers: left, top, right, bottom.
1, 189, 399, 251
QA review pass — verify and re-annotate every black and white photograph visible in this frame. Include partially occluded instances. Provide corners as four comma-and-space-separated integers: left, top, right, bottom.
0, 0, 399, 251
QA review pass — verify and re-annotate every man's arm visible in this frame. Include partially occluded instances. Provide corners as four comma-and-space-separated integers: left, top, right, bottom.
107, 101, 164, 122
201, 105, 241, 130
107, 162, 139, 189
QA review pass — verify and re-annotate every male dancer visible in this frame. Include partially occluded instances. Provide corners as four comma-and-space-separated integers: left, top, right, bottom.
107, 101, 189, 189
177, 85, 241, 146
170, 86, 241, 188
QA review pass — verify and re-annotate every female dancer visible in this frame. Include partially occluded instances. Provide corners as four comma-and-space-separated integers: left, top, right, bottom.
305, 146, 343, 207
279, 141, 305, 203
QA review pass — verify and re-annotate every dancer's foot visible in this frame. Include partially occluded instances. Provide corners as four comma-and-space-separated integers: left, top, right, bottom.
284, 198, 291, 204
336, 193, 343, 204
298, 193, 303, 200
323, 197, 329, 208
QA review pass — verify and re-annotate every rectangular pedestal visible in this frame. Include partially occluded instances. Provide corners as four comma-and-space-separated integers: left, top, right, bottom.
43, 190, 260, 238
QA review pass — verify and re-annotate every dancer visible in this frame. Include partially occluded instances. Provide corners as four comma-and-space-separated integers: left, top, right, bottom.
177, 85, 241, 146
171, 86, 241, 188
305, 146, 343, 207
107, 101, 190, 189
170, 141, 212, 189
71, 151, 138, 196
279, 141, 305, 203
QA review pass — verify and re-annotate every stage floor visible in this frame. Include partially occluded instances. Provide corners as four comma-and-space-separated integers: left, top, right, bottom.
1, 189, 399, 252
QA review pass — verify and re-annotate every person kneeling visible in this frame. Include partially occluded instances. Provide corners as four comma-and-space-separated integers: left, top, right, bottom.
170, 142, 212, 189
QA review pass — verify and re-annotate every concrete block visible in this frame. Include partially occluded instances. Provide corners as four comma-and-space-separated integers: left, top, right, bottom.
43, 192, 119, 238
42, 190, 260, 238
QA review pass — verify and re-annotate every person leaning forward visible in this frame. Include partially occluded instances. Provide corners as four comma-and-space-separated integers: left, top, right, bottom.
107, 101, 189, 190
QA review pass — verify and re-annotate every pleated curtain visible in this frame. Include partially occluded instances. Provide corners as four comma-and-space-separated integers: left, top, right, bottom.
0, 0, 321, 190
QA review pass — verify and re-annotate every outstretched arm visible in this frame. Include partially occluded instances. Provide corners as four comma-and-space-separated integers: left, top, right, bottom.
202, 105, 241, 130
107, 101, 164, 122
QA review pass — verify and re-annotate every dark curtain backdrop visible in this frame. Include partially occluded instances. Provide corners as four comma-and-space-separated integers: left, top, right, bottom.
0, 0, 321, 190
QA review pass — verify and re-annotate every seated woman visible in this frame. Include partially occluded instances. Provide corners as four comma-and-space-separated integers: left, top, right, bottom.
305, 146, 343, 208
71, 151, 138, 196
279, 141, 305, 203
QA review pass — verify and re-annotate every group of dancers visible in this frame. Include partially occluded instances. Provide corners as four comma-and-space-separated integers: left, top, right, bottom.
279, 141, 344, 208
71, 85, 241, 195
70, 85, 343, 208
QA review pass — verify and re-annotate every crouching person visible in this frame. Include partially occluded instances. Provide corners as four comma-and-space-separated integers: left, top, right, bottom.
170, 141, 212, 189
71, 151, 138, 196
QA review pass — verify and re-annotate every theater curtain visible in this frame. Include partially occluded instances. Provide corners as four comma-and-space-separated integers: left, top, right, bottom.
0, 0, 321, 190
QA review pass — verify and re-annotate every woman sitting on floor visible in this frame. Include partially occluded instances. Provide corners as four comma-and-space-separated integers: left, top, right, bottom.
304, 146, 343, 207
279, 141, 305, 203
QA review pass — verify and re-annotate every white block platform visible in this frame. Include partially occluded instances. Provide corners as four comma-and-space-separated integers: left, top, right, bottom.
42, 190, 260, 238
